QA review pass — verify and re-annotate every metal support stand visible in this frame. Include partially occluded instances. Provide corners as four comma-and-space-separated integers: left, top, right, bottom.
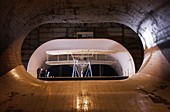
85, 61, 93, 77
71, 56, 93, 77
72, 60, 80, 77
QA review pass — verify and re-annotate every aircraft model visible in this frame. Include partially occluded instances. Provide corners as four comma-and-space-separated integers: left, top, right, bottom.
45, 49, 115, 77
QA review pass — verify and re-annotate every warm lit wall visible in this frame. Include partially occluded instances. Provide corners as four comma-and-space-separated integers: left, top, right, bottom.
0, 0, 170, 79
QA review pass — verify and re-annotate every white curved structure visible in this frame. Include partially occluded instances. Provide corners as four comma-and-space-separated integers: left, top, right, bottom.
46, 49, 115, 55
27, 39, 135, 77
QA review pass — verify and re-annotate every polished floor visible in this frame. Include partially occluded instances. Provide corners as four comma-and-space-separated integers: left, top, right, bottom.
0, 66, 170, 112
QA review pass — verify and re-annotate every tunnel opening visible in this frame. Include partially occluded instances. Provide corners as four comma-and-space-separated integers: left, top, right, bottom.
26, 39, 136, 79
21, 23, 144, 80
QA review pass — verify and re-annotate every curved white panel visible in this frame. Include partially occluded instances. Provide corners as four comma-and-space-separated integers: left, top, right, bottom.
27, 39, 135, 77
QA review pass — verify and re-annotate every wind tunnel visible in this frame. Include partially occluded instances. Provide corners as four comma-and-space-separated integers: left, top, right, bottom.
0, 0, 170, 111
27, 39, 135, 78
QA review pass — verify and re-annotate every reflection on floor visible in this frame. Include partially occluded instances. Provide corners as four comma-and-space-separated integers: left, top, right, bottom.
1, 66, 170, 112
1, 78, 169, 112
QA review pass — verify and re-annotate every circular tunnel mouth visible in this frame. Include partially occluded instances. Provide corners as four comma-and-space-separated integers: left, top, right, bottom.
21, 23, 144, 80
26, 39, 136, 80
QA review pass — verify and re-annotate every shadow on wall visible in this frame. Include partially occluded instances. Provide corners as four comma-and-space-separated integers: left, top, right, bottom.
157, 39, 170, 63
